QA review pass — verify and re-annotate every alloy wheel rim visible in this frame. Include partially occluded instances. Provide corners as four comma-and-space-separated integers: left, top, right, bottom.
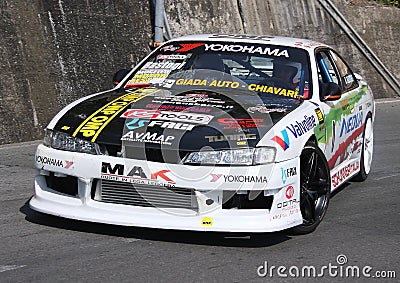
300, 148, 330, 226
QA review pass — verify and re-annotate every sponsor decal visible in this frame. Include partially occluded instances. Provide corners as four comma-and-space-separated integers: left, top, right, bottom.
126, 118, 197, 131
126, 118, 149, 130
294, 41, 322, 48
101, 162, 175, 186
61, 126, 70, 130
176, 43, 205, 52
121, 109, 213, 125
157, 54, 187, 60
201, 217, 213, 227
205, 44, 289, 57
281, 167, 297, 184
185, 93, 207, 98
273, 115, 315, 150
328, 126, 364, 169
286, 115, 316, 138
217, 118, 265, 129
314, 108, 324, 124
224, 175, 268, 183
160, 79, 175, 88
285, 186, 295, 199
272, 129, 290, 151
271, 186, 299, 220
205, 134, 256, 142
141, 61, 185, 71
314, 86, 368, 145
344, 74, 354, 84
277, 197, 299, 209
161, 45, 180, 52
145, 103, 211, 113
247, 104, 287, 114
36, 155, 73, 169
339, 112, 363, 138
121, 131, 175, 145
73, 89, 155, 142
210, 174, 223, 182
332, 160, 360, 188
147, 120, 196, 131
210, 34, 274, 41
151, 96, 234, 110
248, 85, 298, 98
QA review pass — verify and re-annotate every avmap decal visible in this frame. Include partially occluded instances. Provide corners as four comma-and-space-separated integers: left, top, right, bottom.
72, 88, 157, 142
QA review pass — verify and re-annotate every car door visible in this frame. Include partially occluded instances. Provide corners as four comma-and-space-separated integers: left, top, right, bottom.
315, 48, 364, 175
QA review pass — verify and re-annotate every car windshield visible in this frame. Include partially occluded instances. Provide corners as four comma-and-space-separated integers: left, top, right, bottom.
125, 41, 312, 100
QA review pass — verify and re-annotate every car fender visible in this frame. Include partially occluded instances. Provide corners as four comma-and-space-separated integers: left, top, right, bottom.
257, 101, 321, 162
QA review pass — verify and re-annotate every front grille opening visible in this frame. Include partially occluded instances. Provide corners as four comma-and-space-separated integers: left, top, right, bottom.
222, 191, 273, 209
92, 179, 198, 210
45, 173, 78, 196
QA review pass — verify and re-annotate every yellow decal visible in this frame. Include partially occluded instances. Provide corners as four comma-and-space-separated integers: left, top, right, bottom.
201, 217, 213, 227
73, 88, 157, 142
61, 126, 70, 130
248, 84, 298, 98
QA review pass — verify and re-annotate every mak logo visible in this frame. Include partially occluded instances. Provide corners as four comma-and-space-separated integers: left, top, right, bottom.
101, 162, 175, 184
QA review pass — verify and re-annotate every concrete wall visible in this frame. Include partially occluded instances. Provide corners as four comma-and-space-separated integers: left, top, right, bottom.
0, 0, 399, 144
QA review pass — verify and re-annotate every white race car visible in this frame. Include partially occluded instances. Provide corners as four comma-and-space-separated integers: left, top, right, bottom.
31, 34, 374, 234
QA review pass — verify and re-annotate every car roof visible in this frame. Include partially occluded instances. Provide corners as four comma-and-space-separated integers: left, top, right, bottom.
168, 34, 329, 51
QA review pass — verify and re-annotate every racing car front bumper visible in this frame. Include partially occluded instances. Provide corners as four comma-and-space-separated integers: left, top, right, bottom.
30, 144, 302, 232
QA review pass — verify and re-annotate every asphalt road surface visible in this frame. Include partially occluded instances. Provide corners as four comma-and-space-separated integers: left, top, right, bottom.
0, 99, 399, 282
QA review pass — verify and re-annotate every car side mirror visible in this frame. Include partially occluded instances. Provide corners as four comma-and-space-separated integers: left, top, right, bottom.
113, 69, 130, 86
320, 82, 342, 101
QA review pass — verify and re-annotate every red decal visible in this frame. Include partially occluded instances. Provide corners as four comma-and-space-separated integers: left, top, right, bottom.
285, 186, 294, 199
176, 43, 204, 52
64, 160, 74, 169
210, 174, 223, 182
151, 170, 175, 184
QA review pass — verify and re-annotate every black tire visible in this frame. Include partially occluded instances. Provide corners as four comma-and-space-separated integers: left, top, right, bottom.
352, 116, 373, 181
290, 141, 331, 235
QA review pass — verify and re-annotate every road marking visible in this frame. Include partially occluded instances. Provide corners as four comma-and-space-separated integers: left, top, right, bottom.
0, 265, 26, 273
0, 140, 41, 151
375, 99, 400, 104
374, 173, 400, 181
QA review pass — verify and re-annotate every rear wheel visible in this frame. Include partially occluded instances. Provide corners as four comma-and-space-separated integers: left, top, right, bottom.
353, 116, 373, 181
290, 142, 331, 235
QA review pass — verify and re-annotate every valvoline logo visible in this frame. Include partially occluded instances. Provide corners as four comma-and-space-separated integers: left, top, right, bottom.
272, 129, 290, 150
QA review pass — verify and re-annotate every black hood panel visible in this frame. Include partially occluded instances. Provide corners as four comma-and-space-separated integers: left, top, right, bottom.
54, 87, 301, 151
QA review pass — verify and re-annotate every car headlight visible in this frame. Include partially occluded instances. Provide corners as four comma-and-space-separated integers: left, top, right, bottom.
182, 147, 276, 165
43, 129, 103, 155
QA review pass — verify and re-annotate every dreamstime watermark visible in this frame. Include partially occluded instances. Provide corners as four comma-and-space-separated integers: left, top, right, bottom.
257, 254, 396, 279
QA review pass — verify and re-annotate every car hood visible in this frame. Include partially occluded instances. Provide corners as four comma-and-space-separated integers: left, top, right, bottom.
53, 87, 302, 151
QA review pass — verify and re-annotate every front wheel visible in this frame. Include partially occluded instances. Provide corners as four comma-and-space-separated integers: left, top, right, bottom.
290, 142, 331, 235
